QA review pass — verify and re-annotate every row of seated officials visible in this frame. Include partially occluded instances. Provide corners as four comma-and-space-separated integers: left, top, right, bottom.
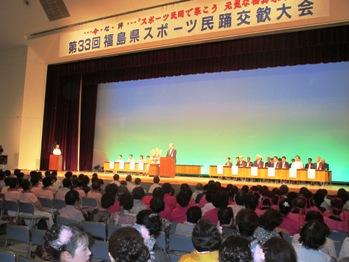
0, 169, 348, 262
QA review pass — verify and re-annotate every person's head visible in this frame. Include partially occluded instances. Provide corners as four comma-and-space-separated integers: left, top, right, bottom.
125, 175, 132, 182
113, 174, 119, 181
65, 190, 80, 206
152, 187, 164, 199
161, 183, 173, 195
176, 190, 191, 208
278, 199, 292, 216
299, 220, 330, 250
305, 211, 324, 223
136, 210, 161, 237
108, 227, 149, 262
256, 154, 262, 161
235, 191, 246, 205
281, 156, 287, 163
247, 156, 251, 162
62, 178, 72, 189
42, 176, 52, 188
244, 193, 259, 211
119, 193, 133, 211
105, 183, 118, 197
153, 176, 160, 184
129, 154, 133, 159
132, 186, 145, 200
186, 206, 202, 224
8, 177, 19, 189
150, 197, 164, 214
218, 207, 234, 226
21, 179, 31, 191
192, 219, 221, 252
219, 236, 252, 262
169, 143, 175, 149
45, 225, 90, 262
261, 237, 297, 262
101, 193, 116, 209
91, 180, 101, 191
134, 177, 141, 185
236, 208, 258, 237
307, 158, 312, 163
294, 155, 301, 161
331, 197, 344, 216
259, 209, 282, 231
55, 144, 60, 149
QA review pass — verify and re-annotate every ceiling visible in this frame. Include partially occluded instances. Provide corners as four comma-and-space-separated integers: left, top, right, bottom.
0, 0, 182, 50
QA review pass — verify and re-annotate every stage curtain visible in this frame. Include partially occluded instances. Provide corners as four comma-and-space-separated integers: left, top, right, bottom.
41, 25, 349, 171
79, 81, 98, 171
40, 72, 81, 170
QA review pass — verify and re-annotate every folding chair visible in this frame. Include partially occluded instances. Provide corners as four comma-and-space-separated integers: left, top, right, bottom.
90, 240, 109, 261
107, 223, 121, 239
0, 249, 16, 262
156, 231, 167, 252
328, 230, 348, 257
82, 221, 107, 241
18, 202, 47, 228
5, 224, 31, 256
53, 199, 66, 210
38, 198, 54, 209
3, 200, 19, 222
56, 215, 80, 227
31, 228, 46, 246
81, 197, 98, 209
168, 234, 194, 253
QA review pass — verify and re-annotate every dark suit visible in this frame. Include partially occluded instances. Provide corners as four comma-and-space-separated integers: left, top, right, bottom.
281, 162, 289, 169
253, 160, 264, 168
237, 160, 247, 167
246, 161, 253, 167
275, 161, 282, 169
305, 163, 315, 169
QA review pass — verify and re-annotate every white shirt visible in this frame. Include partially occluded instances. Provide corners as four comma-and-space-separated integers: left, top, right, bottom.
53, 148, 62, 156
291, 161, 304, 169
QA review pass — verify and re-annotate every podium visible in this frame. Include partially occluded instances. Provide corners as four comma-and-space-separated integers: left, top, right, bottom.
49, 154, 62, 171
159, 157, 176, 177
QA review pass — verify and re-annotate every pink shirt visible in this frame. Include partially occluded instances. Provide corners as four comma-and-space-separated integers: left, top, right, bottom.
55, 188, 70, 201
37, 188, 54, 200
203, 208, 219, 224
5, 189, 21, 201
279, 214, 300, 235
324, 216, 349, 233
171, 206, 189, 223
164, 194, 177, 209
86, 191, 102, 207
20, 192, 39, 204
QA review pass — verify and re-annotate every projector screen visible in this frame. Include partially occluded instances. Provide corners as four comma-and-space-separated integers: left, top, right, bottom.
93, 62, 349, 182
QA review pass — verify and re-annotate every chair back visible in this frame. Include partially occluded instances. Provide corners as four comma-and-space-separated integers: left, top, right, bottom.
56, 216, 80, 227
19, 202, 35, 214
18, 256, 35, 262
82, 221, 107, 240
31, 228, 47, 246
4, 200, 19, 213
81, 197, 98, 208
328, 230, 348, 257
169, 234, 194, 253
0, 250, 16, 262
6, 224, 30, 243
107, 223, 121, 239
39, 198, 53, 209
53, 199, 66, 209
90, 240, 109, 260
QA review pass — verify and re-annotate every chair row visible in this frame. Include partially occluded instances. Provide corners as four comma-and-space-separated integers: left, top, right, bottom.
0, 249, 34, 262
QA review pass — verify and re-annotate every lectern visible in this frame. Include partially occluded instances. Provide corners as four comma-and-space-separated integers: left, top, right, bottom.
49, 154, 62, 171
159, 157, 176, 177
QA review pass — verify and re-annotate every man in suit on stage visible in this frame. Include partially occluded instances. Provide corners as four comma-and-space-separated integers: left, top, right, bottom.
236, 155, 247, 167
253, 154, 264, 168
166, 143, 177, 161
273, 156, 282, 169
305, 157, 314, 169
246, 157, 253, 167
315, 156, 325, 170
281, 156, 289, 169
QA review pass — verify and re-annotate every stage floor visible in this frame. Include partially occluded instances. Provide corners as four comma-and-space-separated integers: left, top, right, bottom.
56, 171, 348, 195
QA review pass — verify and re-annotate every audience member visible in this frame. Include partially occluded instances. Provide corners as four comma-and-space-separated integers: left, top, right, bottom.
59, 189, 85, 223
219, 236, 252, 262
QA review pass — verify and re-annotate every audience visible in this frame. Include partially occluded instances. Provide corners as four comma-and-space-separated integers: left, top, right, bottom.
59, 189, 85, 223
219, 235, 252, 262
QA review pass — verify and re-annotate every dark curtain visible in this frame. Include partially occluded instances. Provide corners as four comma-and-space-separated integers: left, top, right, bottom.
40, 73, 81, 170
41, 25, 349, 171
79, 81, 98, 171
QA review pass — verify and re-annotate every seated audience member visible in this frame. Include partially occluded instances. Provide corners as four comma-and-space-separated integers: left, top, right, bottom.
278, 199, 299, 236
108, 227, 150, 262
201, 182, 220, 214
229, 190, 246, 219
86, 180, 102, 208
192, 183, 204, 203
20, 179, 54, 228
292, 211, 336, 259
134, 210, 162, 260
339, 237, 349, 259
293, 220, 333, 262
1, 176, 11, 194
161, 183, 176, 220
204, 189, 229, 224
59, 189, 85, 223
288, 197, 307, 232
131, 186, 147, 214
235, 208, 259, 243
37, 176, 54, 200
254, 237, 297, 262
113, 192, 136, 226
44, 225, 91, 262
112, 174, 120, 186
244, 193, 259, 212
71, 177, 86, 199
179, 219, 221, 262
218, 207, 238, 240
126, 174, 136, 192
252, 209, 282, 246
324, 198, 349, 232
148, 176, 161, 194
55, 178, 72, 201
134, 177, 142, 188
219, 235, 252, 262
175, 206, 202, 237
4, 177, 20, 201
171, 190, 192, 223
30, 174, 42, 196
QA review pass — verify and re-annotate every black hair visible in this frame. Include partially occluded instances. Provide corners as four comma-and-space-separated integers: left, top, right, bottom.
101, 193, 116, 209
305, 211, 324, 223
152, 187, 164, 199
8, 177, 19, 189
132, 186, 145, 200
218, 207, 234, 225
62, 178, 72, 188
186, 206, 202, 224
108, 227, 149, 262
236, 208, 258, 237
259, 209, 282, 231
150, 197, 165, 214
113, 174, 119, 181
278, 199, 292, 216
21, 179, 31, 191
42, 176, 52, 188
134, 178, 141, 185
125, 175, 132, 182
65, 190, 80, 205
244, 193, 259, 211
105, 183, 118, 197
263, 237, 297, 262
162, 183, 173, 195
219, 236, 252, 262
192, 219, 221, 252
299, 220, 329, 250
212, 189, 229, 209
153, 176, 160, 184
119, 193, 133, 211
136, 209, 161, 237
235, 191, 246, 205
176, 190, 191, 207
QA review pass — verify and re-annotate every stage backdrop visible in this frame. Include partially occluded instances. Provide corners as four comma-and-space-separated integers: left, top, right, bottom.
93, 62, 349, 182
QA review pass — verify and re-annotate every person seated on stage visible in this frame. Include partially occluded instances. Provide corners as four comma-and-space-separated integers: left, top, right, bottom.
246, 157, 253, 167
315, 156, 324, 170
324, 198, 349, 233
291, 155, 304, 169
37, 176, 54, 200
108, 227, 150, 262
20, 179, 54, 228
225, 157, 232, 167
44, 225, 91, 262
111, 173, 120, 186
273, 156, 282, 169
124, 174, 135, 192
175, 206, 202, 237
55, 178, 72, 201
131, 187, 147, 215
254, 154, 264, 168
116, 154, 123, 162
305, 158, 314, 169
179, 219, 221, 262
128, 154, 135, 162
218, 207, 238, 241
144, 155, 151, 164
171, 190, 193, 223
59, 189, 85, 223
264, 157, 272, 168
86, 180, 102, 208
138, 154, 144, 163
322, 159, 330, 171
236, 156, 247, 167
52, 144, 62, 156
281, 156, 289, 169
148, 176, 161, 194
292, 220, 333, 262
113, 192, 136, 226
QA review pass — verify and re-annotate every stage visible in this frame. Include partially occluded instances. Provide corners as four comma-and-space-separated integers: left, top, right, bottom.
55, 171, 348, 195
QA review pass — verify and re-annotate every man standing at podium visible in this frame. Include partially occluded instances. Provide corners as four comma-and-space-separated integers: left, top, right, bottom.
166, 143, 177, 161
53, 144, 62, 155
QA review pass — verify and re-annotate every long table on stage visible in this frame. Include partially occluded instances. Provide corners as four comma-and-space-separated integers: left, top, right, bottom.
103, 161, 202, 177
209, 166, 331, 183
